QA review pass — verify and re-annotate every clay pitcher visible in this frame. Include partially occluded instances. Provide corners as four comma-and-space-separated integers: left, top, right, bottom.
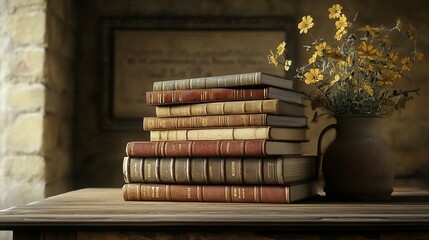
319, 116, 394, 201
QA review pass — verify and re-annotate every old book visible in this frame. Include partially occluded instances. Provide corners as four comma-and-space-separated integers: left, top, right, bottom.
126, 140, 302, 158
122, 182, 316, 203
152, 72, 293, 91
146, 87, 303, 105
150, 127, 307, 142
143, 114, 307, 130
123, 156, 317, 185
156, 99, 305, 117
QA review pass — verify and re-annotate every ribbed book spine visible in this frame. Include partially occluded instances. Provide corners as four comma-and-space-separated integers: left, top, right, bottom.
123, 157, 316, 185
146, 88, 268, 105
122, 183, 293, 203
156, 99, 281, 117
153, 72, 264, 91
126, 140, 274, 158
143, 114, 268, 130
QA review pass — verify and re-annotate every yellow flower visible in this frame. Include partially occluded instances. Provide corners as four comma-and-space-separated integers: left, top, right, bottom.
276, 41, 286, 55
308, 53, 317, 64
284, 60, 292, 71
396, 18, 402, 32
377, 70, 397, 86
330, 74, 340, 86
328, 4, 342, 19
416, 51, 425, 62
358, 41, 379, 60
304, 68, 323, 84
335, 14, 348, 30
267, 50, 278, 67
298, 15, 314, 34
334, 28, 347, 41
364, 83, 374, 96
315, 42, 332, 56
388, 52, 398, 62
408, 24, 418, 40
401, 57, 412, 71
359, 25, 380, 37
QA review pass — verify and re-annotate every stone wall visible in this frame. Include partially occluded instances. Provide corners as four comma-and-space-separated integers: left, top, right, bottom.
0, 0, 75, 238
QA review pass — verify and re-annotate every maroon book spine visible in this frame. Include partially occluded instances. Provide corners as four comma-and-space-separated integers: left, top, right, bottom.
146, 88, 268, 105
122, 183, 291, 203
126, 140, 268, 157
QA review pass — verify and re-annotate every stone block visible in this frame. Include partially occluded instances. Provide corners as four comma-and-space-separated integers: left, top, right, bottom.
10, 0, 46, 7
12, 48, 46, 78
1, 180, 45, 207
9, 0, 46, 11
5, 113, 43, 153
5, 83, 45, 112
4, 12, 46, 46
2, 155, 45, 181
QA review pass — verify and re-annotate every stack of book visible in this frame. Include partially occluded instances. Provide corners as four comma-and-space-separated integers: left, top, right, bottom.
122, 72, 318, 203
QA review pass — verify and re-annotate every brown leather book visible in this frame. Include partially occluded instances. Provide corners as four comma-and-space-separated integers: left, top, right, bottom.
152, 72, 294, 91
125, 140, 302, 158
143, 114, 307, 130
155, 99, 305, 117
149, 126, 307, 142
122, 182, 316, 203
146, 87, 303, 105
122, 156, 317, 185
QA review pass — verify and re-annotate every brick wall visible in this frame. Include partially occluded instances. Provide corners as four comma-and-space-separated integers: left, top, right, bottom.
0, 0, 75, 238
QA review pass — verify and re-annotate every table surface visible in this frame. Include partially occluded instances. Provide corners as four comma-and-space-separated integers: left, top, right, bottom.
1, 187, 429, 231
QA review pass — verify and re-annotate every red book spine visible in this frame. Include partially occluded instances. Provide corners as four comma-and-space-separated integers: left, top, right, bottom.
122, 183, 291, 203
126, 140, 267, 157
146, 88, 267, 105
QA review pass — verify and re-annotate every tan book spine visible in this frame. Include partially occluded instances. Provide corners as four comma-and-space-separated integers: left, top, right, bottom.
150, 127, 274, 141
156, 100, 280, 117
143, 114, 267, 130
123, 183, 296, 203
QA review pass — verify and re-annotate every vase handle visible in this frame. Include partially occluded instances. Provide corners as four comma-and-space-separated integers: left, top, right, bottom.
316, 124, 337, 178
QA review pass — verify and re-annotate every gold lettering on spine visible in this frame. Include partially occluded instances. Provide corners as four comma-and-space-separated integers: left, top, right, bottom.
231, 161, 236, 177
155, 186, 160, 198
186, 187, 192, 199
142, 185, 147, 198
146, 163, 152, 178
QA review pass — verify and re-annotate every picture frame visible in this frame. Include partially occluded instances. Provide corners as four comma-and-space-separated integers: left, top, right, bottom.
101, 17, 297, 130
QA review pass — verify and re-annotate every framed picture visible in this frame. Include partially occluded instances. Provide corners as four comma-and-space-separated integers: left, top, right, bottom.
102, 17, 296, 130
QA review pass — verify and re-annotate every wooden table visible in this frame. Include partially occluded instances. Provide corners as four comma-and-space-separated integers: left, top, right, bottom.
1, 187, 429, 240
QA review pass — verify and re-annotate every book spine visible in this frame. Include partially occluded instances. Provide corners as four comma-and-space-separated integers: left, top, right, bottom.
143, 114, 267, 130
122, 183, 291, 203
150, 127, 271, 141
156, 99, 279, 117
124, 157, 297, 185
152, 72, 262, 91
146, 88, 268, 105
126, 140, 268, 158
